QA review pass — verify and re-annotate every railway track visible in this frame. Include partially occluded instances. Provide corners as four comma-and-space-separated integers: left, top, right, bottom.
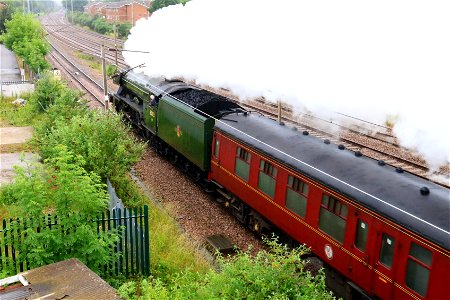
47, 41, 105, 107
40, 12, 450, 187
41, 13, 128, 69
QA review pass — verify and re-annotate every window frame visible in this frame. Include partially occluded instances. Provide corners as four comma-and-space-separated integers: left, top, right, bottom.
235, 147, 251, 181
378, 233, 396, 269
285, 175, 309, 218
318, 194, 348, 243
354, 219, 369, 252
404, 242, 432, 297
213, 137, 220, 158
320, 194, 348, 220
257, 159, 277, 198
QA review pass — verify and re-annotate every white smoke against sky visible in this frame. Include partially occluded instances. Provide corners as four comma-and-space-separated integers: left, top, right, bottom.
123, 0, 450, 170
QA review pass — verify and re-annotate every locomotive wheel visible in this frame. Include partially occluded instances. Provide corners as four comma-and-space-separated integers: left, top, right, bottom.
249, 215, 262, 234
192, 171, 201, 182
170, 153, 178, 165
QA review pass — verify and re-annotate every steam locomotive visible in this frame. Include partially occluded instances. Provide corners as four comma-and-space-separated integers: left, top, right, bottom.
111, 70, 450, 300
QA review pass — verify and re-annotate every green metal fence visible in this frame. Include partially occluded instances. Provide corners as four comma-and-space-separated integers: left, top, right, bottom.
0, 205, 150, 277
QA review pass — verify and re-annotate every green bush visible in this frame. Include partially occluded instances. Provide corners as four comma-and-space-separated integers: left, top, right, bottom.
1, 145, 117, 273
118, 237, 335, 300
107, 64, 118, 77
29, 71, 66, 112
1, 12, 49, 73
117, 22, 132, 39
92, 17, 113, 35
38, 110, 145, 180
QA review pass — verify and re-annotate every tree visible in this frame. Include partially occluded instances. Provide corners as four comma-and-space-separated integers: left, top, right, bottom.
117, 22, 132, 39
62, 0, 88, 12
149, 0, 189, 14
0, 0, 18, 33
1, 12, 50, 73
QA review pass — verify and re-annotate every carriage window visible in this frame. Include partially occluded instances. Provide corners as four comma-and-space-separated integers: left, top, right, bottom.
405, 243, 432, 296
318, 194, 348, 243
354, 219, 368, 252
285, 175, 309, 218
235, 147, 251, 181
258, 160, 277, 198
379, 234, 396, 268
213, 138, 220, 158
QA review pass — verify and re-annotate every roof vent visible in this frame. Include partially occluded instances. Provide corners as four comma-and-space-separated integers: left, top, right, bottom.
243, 111, 248, 116
324, 139, 330, 144
355, 151, 362, 157
302, 131, 309, 135
420, 187, 430, 196
338, 144, 345, 150
378, 160, 385, 166
395, 167, 404, 173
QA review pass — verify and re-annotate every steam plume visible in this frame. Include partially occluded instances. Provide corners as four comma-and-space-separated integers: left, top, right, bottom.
124, 0, 450, 170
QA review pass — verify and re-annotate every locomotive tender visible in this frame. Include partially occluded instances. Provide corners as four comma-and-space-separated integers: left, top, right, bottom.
111, 71, 450, 300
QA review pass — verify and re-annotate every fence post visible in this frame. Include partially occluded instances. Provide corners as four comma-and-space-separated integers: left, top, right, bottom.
144, 205, 150, 276
124, 208, 129, 278
129, 208, 134, 276
134, 207, 139, 274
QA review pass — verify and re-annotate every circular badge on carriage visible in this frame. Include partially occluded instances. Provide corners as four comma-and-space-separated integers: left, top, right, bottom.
324, 244, 333, 260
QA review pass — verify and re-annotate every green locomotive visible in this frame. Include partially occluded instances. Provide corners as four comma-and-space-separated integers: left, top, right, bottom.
111, 71, 244, 176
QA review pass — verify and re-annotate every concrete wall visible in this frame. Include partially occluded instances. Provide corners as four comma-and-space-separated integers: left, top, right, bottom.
0, 82, 35, 97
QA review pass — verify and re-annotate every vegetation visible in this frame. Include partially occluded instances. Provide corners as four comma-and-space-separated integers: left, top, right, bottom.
0, 27, 334, 294
149, 0, 190, 13
107, 64, 118, 77
69, 12, 132, 39
117, 22, 132, 39
0, 94, 38, 126
0, 72, 143, 276
0, 0, 16, 34
74, 51, 101, 71
0, 73, 210, 282
119, 237, 334, 300
0, 145, 118, 274
0, 12, 49, 73
62, 0, 88, 12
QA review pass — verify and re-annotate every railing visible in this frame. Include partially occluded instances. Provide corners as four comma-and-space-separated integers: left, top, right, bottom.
0, 206, 150, 277
0, 80, 31, 85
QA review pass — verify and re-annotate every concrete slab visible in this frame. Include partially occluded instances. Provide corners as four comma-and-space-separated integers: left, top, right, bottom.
0, 127, 33, 145
0, 152, 38, 186
0, 44, 21, 82
0, 127, 36, 186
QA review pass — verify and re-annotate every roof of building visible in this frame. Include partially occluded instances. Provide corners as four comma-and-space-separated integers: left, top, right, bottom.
88, 1, 149, 10
0, 258, 121, 300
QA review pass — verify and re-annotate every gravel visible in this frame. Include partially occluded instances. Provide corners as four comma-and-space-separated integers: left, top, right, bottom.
134, 149, 265, 254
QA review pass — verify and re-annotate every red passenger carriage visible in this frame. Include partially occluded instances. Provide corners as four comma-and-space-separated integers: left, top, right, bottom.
209, 113, 450, 300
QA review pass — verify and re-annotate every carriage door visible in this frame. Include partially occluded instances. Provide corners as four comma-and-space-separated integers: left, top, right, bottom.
371, 229, 398, 299
349, 216, 373, 294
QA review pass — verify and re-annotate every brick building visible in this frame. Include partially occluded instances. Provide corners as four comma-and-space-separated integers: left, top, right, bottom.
84, 1, 151, 26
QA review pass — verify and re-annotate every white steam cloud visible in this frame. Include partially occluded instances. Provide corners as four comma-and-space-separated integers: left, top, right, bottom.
124, 0, 450, 170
